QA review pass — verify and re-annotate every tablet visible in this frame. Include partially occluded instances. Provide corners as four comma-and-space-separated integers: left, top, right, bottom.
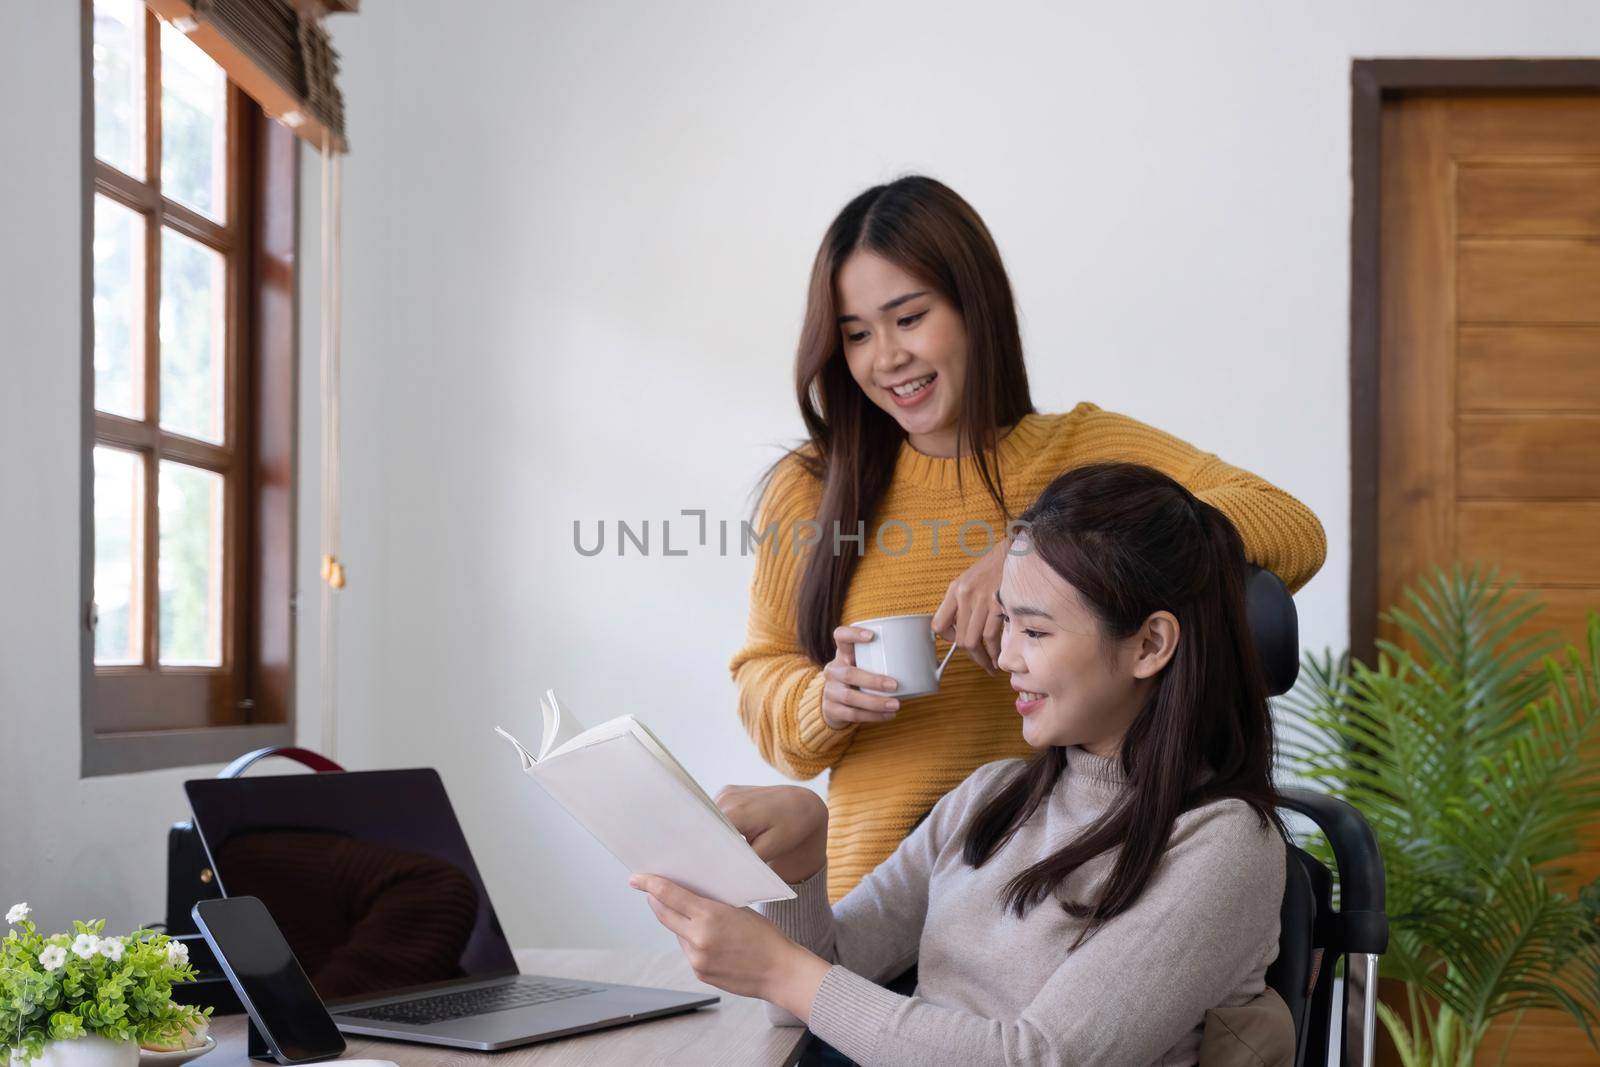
191, 896, 347, 1064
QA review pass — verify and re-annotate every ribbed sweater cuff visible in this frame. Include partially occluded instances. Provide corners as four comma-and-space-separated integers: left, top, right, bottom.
807, 965, 904, 1064
756, 865, 833, 956
794, 670, 857, 759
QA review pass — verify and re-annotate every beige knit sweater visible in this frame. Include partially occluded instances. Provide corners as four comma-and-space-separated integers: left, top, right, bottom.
758, 748, 1287, 1066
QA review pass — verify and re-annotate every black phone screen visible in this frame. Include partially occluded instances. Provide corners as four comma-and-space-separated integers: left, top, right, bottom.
192, 896, 347, 1063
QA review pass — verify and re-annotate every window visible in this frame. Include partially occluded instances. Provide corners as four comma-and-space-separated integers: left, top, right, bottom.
83, 0, 299, 775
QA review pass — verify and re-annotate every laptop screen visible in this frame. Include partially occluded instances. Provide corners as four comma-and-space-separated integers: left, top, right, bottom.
184, 768, 519, 1006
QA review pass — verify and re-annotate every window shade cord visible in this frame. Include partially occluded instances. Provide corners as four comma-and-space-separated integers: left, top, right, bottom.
318, 130, 343, 757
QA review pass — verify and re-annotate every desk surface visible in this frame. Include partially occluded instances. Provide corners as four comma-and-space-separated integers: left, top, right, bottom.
197, 948, 808, 1066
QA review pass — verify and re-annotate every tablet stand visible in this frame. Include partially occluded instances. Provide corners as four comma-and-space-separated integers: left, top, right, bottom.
247, 1015, 274, 1062
246, 1016, 343, 1063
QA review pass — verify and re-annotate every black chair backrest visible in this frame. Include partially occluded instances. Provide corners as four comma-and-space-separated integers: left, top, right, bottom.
1252, 568, 1389, 1066
1245, 566, 1300, 697
1266, 845, 1320, 1066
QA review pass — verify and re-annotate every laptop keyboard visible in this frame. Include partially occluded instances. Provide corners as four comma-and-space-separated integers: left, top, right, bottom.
344, 978, 606, 1026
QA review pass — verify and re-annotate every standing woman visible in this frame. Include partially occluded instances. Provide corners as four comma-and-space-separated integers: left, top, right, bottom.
730, 175, 1325, 904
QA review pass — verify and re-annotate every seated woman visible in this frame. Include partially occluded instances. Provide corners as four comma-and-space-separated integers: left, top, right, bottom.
631, 461, 1292, 1066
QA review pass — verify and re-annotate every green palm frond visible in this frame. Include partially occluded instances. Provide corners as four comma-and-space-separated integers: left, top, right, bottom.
1284, 564, 1600, 1065
1409, 862, 1599, 1032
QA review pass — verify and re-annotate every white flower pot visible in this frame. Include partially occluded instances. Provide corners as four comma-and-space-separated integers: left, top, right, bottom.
27, 1036, 138, 1067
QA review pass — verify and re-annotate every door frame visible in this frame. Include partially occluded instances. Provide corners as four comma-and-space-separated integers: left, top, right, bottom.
1348, 58, 1600, 664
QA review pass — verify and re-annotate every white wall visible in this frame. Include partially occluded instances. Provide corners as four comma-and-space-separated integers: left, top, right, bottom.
4, 1, 1598, 948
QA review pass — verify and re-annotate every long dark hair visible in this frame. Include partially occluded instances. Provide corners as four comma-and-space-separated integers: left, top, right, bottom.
962, 462, 1283, 943
757, 176, 1036, 664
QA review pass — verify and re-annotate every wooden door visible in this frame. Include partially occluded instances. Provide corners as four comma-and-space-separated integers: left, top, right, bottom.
1376, 91, 1600, 1066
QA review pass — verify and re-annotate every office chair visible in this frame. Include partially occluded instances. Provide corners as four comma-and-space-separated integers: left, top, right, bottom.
1249, 566, 1388, 1067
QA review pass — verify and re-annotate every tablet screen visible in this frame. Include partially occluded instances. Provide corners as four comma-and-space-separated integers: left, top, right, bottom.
193, 896, 346, 1063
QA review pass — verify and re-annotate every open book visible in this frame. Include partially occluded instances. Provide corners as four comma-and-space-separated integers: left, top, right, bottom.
495, 690, 795, 908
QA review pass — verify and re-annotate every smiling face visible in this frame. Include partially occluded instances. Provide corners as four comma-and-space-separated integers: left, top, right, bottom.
994, 543, 1180, 757
834, 249, 969, 457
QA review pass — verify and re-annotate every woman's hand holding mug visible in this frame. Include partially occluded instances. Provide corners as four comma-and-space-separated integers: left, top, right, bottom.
713, 784, 828, 884
821, 625, 902, 728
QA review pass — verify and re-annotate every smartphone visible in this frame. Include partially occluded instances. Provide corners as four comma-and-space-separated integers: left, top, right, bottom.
191, 896, 347, 1064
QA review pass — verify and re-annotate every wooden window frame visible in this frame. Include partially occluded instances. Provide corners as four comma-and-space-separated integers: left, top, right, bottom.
80, 1, 300, 776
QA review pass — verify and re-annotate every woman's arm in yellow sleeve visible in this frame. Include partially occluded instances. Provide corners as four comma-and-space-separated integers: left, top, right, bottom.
729, 456, 857, 780
1070, 405, 1328, 593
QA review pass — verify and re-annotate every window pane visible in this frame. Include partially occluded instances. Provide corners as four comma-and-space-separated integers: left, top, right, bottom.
94, 446, 145, 666
160, 21, 227, 221
94, 196, 147, 419
159, 462, 224, 667
160, 228, 226, 443
92, 0, 146, 179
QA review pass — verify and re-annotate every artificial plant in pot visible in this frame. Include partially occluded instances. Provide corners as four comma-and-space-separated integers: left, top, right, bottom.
0, 908, 210, 1066
1281, 564, 1600, 1067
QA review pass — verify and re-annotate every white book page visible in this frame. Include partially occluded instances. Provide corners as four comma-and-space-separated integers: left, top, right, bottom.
623, 717, 743, 837
493, 692, 794, 907
527, 734, 794, 906
496, 690, 627, 764
538, 689, 588, 761
535, 715, 740, 837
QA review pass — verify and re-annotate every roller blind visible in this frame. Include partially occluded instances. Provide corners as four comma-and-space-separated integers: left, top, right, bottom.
144, 0, 352, 152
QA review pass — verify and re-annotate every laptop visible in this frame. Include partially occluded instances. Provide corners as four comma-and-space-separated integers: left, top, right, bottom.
184, 768, 718, 1051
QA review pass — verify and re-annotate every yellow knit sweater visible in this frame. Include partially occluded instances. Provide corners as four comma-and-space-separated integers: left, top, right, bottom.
729, 402, 1327, 903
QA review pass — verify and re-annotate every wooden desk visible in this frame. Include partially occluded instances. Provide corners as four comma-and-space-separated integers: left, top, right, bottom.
198, 949, 809, 1066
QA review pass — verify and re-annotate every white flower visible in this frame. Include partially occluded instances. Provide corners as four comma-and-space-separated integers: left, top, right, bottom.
70, 933, 100, 960
5, 903, 29, 924
38, 945, 67, 972
166, 940, 189, 967
98, 937, 125, 962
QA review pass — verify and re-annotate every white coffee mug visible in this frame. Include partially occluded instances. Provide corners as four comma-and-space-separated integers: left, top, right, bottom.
849, 613, 959, 699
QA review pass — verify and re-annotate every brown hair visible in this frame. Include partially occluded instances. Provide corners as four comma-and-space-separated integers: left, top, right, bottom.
758, 175, 1035, 664
961, 462, 1283, 945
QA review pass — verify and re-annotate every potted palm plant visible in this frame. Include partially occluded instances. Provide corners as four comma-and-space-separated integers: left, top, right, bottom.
1280, 564, 1600, 1067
